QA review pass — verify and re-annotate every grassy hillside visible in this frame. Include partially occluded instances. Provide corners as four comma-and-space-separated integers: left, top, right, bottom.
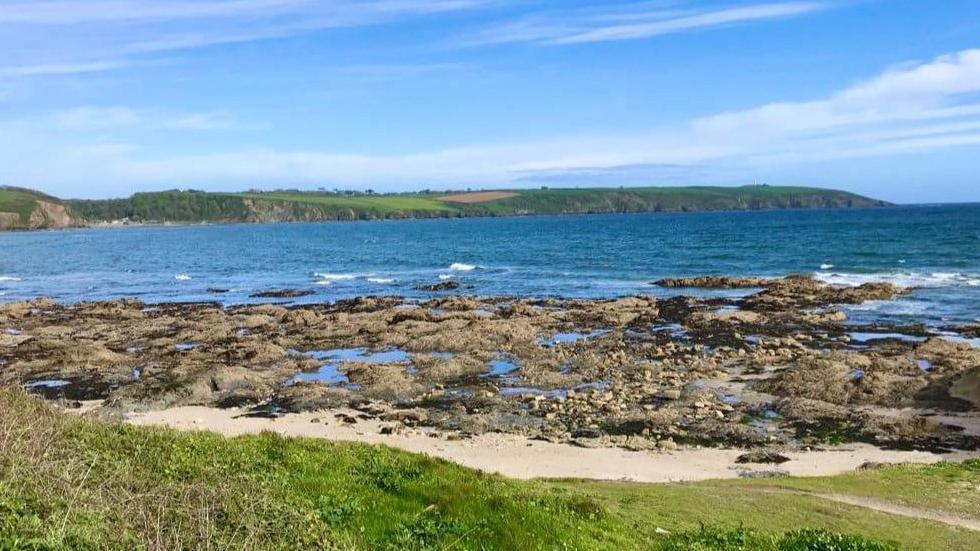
1, 389, 977, 550
453, 185, 883, 215
63, 185, 888, 225
0, 187, 76, 230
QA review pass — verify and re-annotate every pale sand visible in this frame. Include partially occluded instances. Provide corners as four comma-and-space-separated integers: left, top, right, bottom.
125, 406, 973, 483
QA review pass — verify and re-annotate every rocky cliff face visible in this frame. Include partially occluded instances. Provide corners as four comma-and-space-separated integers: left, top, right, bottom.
0, 194, 78, 231
28, 201, 73, 229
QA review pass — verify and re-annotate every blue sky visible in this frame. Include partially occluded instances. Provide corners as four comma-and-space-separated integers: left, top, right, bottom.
0, 1, 979, 203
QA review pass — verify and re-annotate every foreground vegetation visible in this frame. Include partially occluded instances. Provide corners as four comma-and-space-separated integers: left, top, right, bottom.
1, 390, 976, 550
61, 185, 887, 226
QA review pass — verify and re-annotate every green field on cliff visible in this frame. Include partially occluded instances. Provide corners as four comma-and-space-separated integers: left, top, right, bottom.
0, 187, 65, 228
1, 390, 976, 551
61, 185, 888, 225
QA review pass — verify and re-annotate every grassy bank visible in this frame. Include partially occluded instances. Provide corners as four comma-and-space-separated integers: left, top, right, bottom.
1, 390, 976, 550
0, 187, 70, 230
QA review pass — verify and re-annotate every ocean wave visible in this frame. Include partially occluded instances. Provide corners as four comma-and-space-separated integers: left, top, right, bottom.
449, 263, 477, 272
938, 332, 980, 348
313, 272, 357, 282
438, 274, 454, 280
819, 263, 834, 270
174, 274, 192, 281
367, 277, 396, 284
814, 271, 980, 289
0, 276, 22, 282
846, 299, 930, 316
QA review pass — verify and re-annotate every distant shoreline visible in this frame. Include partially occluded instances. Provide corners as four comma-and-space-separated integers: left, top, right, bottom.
2, 184, 890, 231
1, 201, 898, 234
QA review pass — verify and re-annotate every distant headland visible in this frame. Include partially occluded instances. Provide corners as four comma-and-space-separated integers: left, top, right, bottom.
0, 184, 889, 231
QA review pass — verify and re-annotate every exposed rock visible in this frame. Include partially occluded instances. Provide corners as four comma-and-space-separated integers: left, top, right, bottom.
381, 409, 428, 426
735, 450, 791, 464
2, 273, 973, 454
249, 289, 315, 298
950, 367, 980, 409
415, 281, 461, 291
654, 276, 772, 289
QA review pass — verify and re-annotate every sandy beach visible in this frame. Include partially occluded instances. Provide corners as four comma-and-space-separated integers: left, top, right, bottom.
126, 404, 962, 483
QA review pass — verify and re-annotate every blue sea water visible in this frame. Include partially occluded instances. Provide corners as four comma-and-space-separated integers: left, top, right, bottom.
1, 204, 978, 329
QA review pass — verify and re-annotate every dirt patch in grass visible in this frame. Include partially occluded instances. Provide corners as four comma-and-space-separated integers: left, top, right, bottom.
438, 191, 518, 203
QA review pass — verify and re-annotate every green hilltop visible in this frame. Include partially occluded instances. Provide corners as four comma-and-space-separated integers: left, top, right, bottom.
64, 185, 889, 226
0, 187, 76, 230
3, 185, 889, 230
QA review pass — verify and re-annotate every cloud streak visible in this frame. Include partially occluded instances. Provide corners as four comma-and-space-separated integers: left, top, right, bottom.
0, 60, 128, 78
0, 0, 495, 79
4, 48, 980, 197
463, 1, 827, 46
48, 106, 236, 131
0, 0, 483, 25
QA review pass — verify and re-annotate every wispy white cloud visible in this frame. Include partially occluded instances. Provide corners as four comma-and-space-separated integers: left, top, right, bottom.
4, 49, 980, 195
0, 0, 480, 25
0, 1, 495, 79
555, 2, 826, 45
49, 106, 236, 131
462, 1, 827, 46
0, 60, 128, 78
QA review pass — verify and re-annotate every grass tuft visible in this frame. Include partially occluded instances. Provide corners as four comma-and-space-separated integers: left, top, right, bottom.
1, 389, 976, 550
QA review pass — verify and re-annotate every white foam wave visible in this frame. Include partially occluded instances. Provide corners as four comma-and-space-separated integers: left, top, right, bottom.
449, 263, 477, 272
814, 271, 980, 289
847, 299, 930, 316
819, 263, 834, 270
367, 278, 396, 284
314, 272, 356, 282
0, 276, 22, 282
938, 333, 980, 348
174, 274, 192, 281
438, 274, 454, 280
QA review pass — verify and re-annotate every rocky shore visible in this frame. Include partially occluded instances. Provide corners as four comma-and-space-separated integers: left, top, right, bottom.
2, 275, 979, 457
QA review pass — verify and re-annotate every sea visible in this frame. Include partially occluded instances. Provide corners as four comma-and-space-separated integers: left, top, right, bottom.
1, 204, 978, 330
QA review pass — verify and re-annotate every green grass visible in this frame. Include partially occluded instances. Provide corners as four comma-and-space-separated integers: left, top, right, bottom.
558, 474, 979, 551
745, 461, 980, 520
242, 192, 459, 214
0, 189, 44, 226
1, 390, 976, 550
463, 185, 883, 215
60, 185, 887, 225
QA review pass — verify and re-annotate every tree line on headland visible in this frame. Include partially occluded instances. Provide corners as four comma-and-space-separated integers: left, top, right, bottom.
0, 185, 889, 230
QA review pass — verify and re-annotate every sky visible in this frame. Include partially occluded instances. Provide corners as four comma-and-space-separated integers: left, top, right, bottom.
0, 1, 979, 203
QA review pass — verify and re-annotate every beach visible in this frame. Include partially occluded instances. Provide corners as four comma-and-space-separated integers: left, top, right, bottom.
4, 273, 979, 473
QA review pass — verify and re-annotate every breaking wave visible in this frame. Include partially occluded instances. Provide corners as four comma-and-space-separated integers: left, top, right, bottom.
814, 271, 980, 289
314, 272, 357, 282
449, 263, 477, 271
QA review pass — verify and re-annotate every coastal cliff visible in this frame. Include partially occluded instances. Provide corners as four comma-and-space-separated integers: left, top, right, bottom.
3, 185, 889, 230
0, 187, 78, 230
